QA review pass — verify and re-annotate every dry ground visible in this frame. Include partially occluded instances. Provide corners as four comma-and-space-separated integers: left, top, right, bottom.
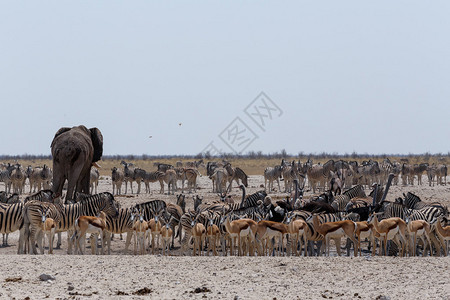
0, 172, 449, 299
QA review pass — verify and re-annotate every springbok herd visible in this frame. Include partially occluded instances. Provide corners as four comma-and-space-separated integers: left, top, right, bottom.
0, 158, 449, 257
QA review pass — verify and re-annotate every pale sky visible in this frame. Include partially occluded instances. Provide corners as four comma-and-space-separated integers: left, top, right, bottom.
1, 1, 449, 156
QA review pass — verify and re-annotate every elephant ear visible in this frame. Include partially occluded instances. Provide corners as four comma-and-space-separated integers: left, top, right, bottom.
90, 127, 103, 163
50, 127, 72, 149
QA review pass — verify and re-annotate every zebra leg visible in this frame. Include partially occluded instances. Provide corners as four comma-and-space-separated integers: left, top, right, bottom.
55, 232, 62, 249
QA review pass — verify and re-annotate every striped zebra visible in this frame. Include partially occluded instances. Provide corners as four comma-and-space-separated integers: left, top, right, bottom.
264, 165, 283, 192
104, 208, 136, 254
163, 169, 178, 195
121, 161, 135, 194
307, 160, 335, 193
379, 158, 394, 186
166, 194, 186, 248
239, 186, 267, 209
133, 199, 167, 221
412, 164, 428, 185
143, 170, 165, 194
281, 160, 298, 193
90, 167, 99, 194
28, 165, 52, 193
181, 168, 200, 194
358, 161, 381, 188
0, 202, 24, 248
10, 164, 26, 195
24, 189, 55, 203
0, 164, 14, 194
0, 193, 20, 204
401, 164, 414, 186
402, 192, 443, 210
224, 163, 248, 192
157, 163, 174, 173
209, 167, 227, 194
427, 164, 447, 186
111, 167, 124, 195
133, 168, 148, 194
330, 185, 366, 211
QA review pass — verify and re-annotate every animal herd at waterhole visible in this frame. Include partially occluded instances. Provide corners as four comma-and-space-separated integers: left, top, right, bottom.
0, 158, 449, 257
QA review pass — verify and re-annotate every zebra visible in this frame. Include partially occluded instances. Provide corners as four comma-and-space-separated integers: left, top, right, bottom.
209, 167, 227, 194
402, 192, 443, 210
224, 163, 248, 192
176, 161, 183, 168
330, 185, 366, 211
307, 160, 335, 193
90, 167, 99, 194
358, 160, 381, 188
133, 199, 167, 221
412, 163, 428, 185
264, 165, 282, 192
111, 167, 124, 195
142, 170, 165, 194
0, 202, 24, 248
401, 164, 414, 186
157, 163, 174, 173
163, 169, 178, 195
24, 189, 55, 203
186, 159, 204, 169
166, 194, 186, 247
427, 164, 447, 186
379, 158, 394, 186
182, 168, 201, 193
239, 187, 267, 209
104, 207, 136, 254
10, 164, 26, 194
0, 164, 14, 194
281, 160, 298, 193
121, 161, 135, 194
133, 168, 148, 194
28, 165, 52, 193
0, 193, 20, 204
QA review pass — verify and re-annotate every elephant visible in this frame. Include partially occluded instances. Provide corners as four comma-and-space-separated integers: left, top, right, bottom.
51, 125, 103, 201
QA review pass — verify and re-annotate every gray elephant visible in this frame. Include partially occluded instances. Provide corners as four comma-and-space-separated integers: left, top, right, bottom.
51, 125, 103, 201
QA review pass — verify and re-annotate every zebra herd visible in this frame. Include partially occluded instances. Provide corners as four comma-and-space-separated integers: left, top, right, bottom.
109, 160, 247, 197
264, 158, 448, 195
0, 163, 52, 195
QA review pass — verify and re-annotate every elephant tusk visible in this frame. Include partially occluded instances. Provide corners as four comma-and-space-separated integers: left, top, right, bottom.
92, 162, 102, 169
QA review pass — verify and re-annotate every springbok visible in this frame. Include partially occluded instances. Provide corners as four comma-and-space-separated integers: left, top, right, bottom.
405, 218, 432, 256
132, 209, 148, 255
307, 214, 358, 256
190, 213, 206, 256
285, 213, 307, 256
38, 208, 56, 254
354, 221, 376, 257
368, 212, 407, 256
147, 209, 163, 254
206, 218, 220, 256
220, 213, 257, 256
72, 211, 107, 255
160, 215, 173, 256
255, 220, 289, 256
433, 216, 450, 256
